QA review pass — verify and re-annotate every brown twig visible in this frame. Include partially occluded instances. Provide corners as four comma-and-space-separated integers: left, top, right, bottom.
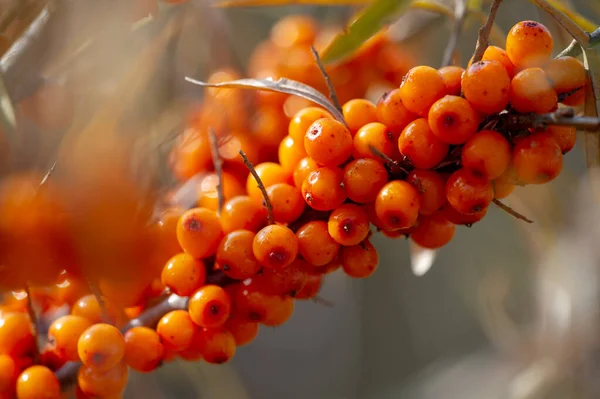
471, 0, 502, 64
239, 149, 274, 225
310, 46, 343, 117
208, 128, 224, 214
557, 28, 600, 58
24, 285, 40, 362
368, 145, 409, 175
312, 295, 335, 308
441, 0, 468, 67
87, 281, 110, 324
504, 108, 600, 131
493, 198, 533, 224
530, 0, 590, 47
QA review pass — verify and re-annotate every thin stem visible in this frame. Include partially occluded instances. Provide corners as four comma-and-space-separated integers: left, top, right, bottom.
312, 295, 335, 307
557, 28, 600, 58
368, 145, 409, 175
530, 0, 590, 47
493, 198, 533, 224
24, 285, 40, 362
310, 46, 343, 117
441, 0, 468, 67
87, 281, 110, 323
39, 161, 56, 186
505, 108, 600, 131
471, 0, 502, 64
239, 149, 274, 225
208, 128, 224, 214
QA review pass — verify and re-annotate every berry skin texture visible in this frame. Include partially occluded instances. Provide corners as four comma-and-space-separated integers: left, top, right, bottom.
428, 95, 480, 145
375, 180, 421, 231
0, 354, 18, 394
406, 169, 447, 215
544, 56, 586, 94
410, 212, 456, 249
512, 133, 563, 184
375, 88, 417, 135
446, 169, 494, 214
0, 312, 35, 357
254, 260, 308, 296
77, 361, 128, 397
216, 230, 262, 280
341, 239, 379, 278
304, 118, 353, 166
398, 118, 448, 169
246, 162, 291, 202
266, 183, 306, 224
493, 173, 515, 200
506, 20, 553, 70
301, 166, 346, 211
399, 65, 447, 116
482, 46, 516, 78
353, 122, 398, 161
161, 252, 207, 296
288, 107, 333, 142
278, 135, 307, 174
188, 285, 232, 328
342, 99, 377, 132
441, 202, 487, 226
225, 317, 259, 346
253, 224, 298, 269
293, 156, 319, 189
343, 158, 388, 203
295, 273, 323, 299
177, 207, 223, 259
156, 310, 197, 352
461, 60, 510, 114
16, 365, 60, 399
461, 130, 511, 180
77, 323, 125, 371
438, 65, 464, 96
509, 68, 557, 113
124, 326, 164, 372
220, 195, 268, 234
546, 125, 576, 154
328, 203, 370, 246
296, 220, 341, 266
48, 315, 92, 362
197, 327, 236, 364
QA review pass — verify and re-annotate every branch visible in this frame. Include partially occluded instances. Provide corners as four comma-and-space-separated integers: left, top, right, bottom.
493, 198, 533, 224
504, 108, 600, 131
310, 46, 343, 118
208, 128, 224, 214
530, 0, 590, 47
471, 0, 502, 64
441, 0, 468, 67
557, 27, 600, 58
239, 150, 274, 225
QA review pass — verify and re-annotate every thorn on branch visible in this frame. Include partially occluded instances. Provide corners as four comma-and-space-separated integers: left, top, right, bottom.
239, 149, 274, 225
208, 128, 224, 214
493, 198, 533, 223
310, 46, 344, 120
471, 0, 502, 64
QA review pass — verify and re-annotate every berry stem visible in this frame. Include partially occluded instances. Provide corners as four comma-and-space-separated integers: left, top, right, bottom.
87, 280, 110, 324
368, 145, 409, 175
504, 108, 600, 131
24, 285, 40, 362
239, 149, 275, 225
39, 161, 56, 187
441, 0, 468, 67
492, 198, 533, 224
208, 127, 224, 214
471, 0, 502, 64
312, 295, 335, 307
557, 27, 600, 59
310, 46, 345, 124
530, 0, 590, 47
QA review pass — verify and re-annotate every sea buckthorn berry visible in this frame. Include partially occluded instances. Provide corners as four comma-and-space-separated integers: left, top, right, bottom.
154, 208, 184, 262
177, 207, 223, 259
263, 295, 295, 327
271, 14, 317, 48
295, 273, 323, 299
246, 162, 291, 202
296, 220, 341, 266
288, 107, 333, 142
77, 323, 125, 371
375, 88, 417, 135
493, 174, 515, 199
328, 204, 370, 246
544, 56, 586, 94
399, 65, 447, 116
123, 327, 164, 372
301, 166, 346, 211
77, 361, 128, 397
410, 212, 456, 249
0, 354, 18, 394
216, 230, 262, 280
71, 294, 118, 324
161, 253, 207, 296
446, 168, 494, 214
352, 122, 398, 161
0, 312, 35, 357
343, 158, 388, 203
229, 283, 270, 322
440, 202, 487, 225
220, 195, 268, 234
546, 125, 577, 154
253, 224, 298, 269
342, 99, 378, 132
398, 118, 448, 169
406, 169, 446, 215
156, 310, 197, 352
461, 130, 511, 180
438, 65, 464, 95
482, 45, 516, 78
197, 171, 245, 211
375, 180, 420, 231
197, 327, 236, 364
253, 259, 308, 297
252, 105, 289, 152
225, 316, 259, 346
512, 132, 563, 185
266, 183, 306, 224
304, 118, 353, 166
278, 135, 307, 174
462, 60, 510, 114
48, 315, 92, 362
293, 156, 319, 189
188, 285, 232, 328
169, 128, 212, 180
428, 95, 480, 144
506, 20, 553, 69
561, 85, 586, 106
341, 239, 379, 278
509, 68, 557, 113
16, 365, 60, 399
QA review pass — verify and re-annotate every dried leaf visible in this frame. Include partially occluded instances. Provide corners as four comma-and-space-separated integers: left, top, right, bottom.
409, 241, 437, 276
184, 76, 346, 123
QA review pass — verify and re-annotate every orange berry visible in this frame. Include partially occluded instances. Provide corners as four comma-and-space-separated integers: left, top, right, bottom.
278, 135, 308, 174
342, 158, 388, 203
16, 365, 60, 399
224, 317, 259, 346
506, 20, 553, 70
252, 259, 308, 297
327, 204, 370, 246
544, 56, 586, 94
301, 166, 346, 211
342, 99, 378, 132
406, 169, 447, 215
352, 122, 398, 161
197, 327, 236, 364
188, 285, 232, 328
253, 224, 298, 269
438, 65, 464, 96
218, 130, 260, 169
197, 171, 245, 211
304, 118, 353, 166
154, 208, 184, 263
252, 105, 288, 153
293, 156, 319, 189
220, 195, 268, 234
375, 180, 420, 230
0, 354, 18, 394
123, 326, 164, 372
446, 168, 494, 214
271, 14, 317, 48
482, 45, 516, 78
509, 68, 557, 113
296, 220, 340, 266
177, 207, 223, 259
169, 127, 212, 180
546, 125, 576, 154
262, 295, 295, 327
398, 118, 448, 169
461, 130, 511, 180
295, 273, 323, 299
410, 212, 455, 249
341, 239, 379, 278
246, 162, 291, 202
71, 294, 118, 324
428, 95, 479, 145
440, 202, 487, 226
399, 65, 447, 116
462, 60, 510, 114
77, 323, 125, 371
288, 107, 333, 142
48, 315, 92, 362
266, 183, 306, 224
561, 86, 586, 106
156, 310, 197, 352
493, 173, 515, 199
77, 362, 128, 397
161, 252, 207, 296
0, 312, 35, 357
216, 230, 262, 280
375, 88, 417, 135
512, 132, 563, 184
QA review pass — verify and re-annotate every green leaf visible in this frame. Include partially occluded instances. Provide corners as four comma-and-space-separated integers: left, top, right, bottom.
320, 0, 413, 64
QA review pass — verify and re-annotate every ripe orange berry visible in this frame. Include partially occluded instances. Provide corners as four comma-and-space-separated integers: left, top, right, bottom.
220, 195, 268, 234
410, 212, 455, 249
252, 259, 308, 297
77, 323, 125, 371
296, 220, 340, 266
446, 169, 494, 214
341, 239, 379, 278
188, 285, 232, 328
342, 158, 388, 203
197, 171, 245, 211
440, 202, 487, 226
0, 312, 35, 358
253, 224, 298, 269
428, 95, 479, 144
438, 65, 464, 96
161, 252, 207, 296
293, 156, 319, 189
544, 56, 586, 94
48, 315, 92, 362
156, 310, 197, 352
482, 45, 516, 78
509, 68, 557, 113
252, 104, 289, 153
169, 127, 212, 180
398, 118, 448, 169
263, 295, 295, 327
328, 204, 370, 246
278, 135, 308, 174
399, 65, 447, 116
216, 230, 262, 280
77, 361, 128, 397
462, 60, 510, 114
266, 183, 306, 224
506, 20, 553, 70
197, 327, 236, 364
225, 317, 259, 346
342, 99, 378, 132
0, 354, 18, 394
375, 88, 417, 135
493, 173, 515, 199
246, 162, 291, 202
461, 130, 511, 180
123, 326, 164, 372
288, 107, 333, 142
304, 118, 353, 166
71, 294, 118, 324
512, 132, 563, 184
177, 207, 223, 259
271, 14, 317, 48
352, 122, 398, 161
301, 166, 346, 211
295, 273, 323, 299
546, 125, 576, 154
406, 169, 447, 215
16, 365, 60, 399
375, 180, 420, 231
